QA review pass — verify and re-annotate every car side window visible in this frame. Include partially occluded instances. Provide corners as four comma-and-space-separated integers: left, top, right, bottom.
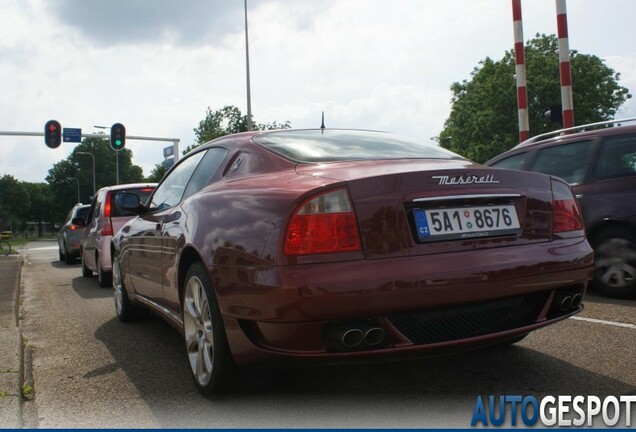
594, 135, 636, 181
529, 140, 593, 184
182, 147, 228, 200
489, 152, 528, 170
86, 194, 100, 224
149, 151, 206, 211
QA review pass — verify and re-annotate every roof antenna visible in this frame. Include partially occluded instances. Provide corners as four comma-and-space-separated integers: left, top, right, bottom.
320, 111, 325, 133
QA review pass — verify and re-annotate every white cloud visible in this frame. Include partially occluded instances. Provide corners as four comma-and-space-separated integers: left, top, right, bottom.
1, 0, 635, 182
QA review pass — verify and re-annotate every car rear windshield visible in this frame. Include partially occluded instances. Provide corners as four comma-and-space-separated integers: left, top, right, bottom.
253, 129, 462, 163
112, 187, 155, 217
75, 206, 90, 220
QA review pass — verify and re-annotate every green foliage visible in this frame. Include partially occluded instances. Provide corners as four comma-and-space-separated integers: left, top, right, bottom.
21, 384, 34, 400
186, 105, 291, 155
146, 163, 167, 183
0, 175, 29, 230
440, 34, 632, 163
148, 105, 291, 178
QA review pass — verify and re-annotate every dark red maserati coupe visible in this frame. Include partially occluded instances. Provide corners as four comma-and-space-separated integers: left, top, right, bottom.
112, 129, 593, 396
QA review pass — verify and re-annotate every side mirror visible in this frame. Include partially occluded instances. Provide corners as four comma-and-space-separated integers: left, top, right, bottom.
71, 217, 86, 227
115, 192, 145, 214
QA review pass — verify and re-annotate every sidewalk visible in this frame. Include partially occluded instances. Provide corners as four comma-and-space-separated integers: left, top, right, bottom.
0, 255, 23, 428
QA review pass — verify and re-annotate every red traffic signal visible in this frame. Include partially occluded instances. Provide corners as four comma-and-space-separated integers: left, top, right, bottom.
110, 123, 126, 151
44, 120, 62, 148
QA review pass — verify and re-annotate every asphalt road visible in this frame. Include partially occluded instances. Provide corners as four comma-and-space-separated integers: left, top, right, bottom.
18, 240, 636, 428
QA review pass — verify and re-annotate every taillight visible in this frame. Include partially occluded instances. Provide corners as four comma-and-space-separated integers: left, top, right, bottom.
551, 179, 584, 233
284, 188, 362, 256
69, 225, 79, 231
102, 191, 114, 236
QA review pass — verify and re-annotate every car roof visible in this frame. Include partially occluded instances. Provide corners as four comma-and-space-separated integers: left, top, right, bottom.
511, 118, 636, 151
96, 183, 158, 193
194, 128, 463, 164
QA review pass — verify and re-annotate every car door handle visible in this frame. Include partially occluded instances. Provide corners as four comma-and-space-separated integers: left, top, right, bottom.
575, 194, 584, 199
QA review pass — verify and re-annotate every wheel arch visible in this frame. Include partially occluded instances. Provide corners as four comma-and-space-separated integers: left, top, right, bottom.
587, 219, 636, 245
178, 246, 205, 303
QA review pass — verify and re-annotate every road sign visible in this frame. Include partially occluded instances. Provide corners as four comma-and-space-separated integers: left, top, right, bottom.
63, 128, 82, 143
163, 145, 174, 158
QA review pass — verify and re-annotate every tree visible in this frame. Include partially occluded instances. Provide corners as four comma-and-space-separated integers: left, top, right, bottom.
146, 163, 167, 183
0, 175, 29, 231
439, 34, 632, 163
186, 105, 291, 154
22, 182, 53, 236
148, 105, 291, 178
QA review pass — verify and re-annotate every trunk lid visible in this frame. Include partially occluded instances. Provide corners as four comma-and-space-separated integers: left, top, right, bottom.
296, 160, 553, 260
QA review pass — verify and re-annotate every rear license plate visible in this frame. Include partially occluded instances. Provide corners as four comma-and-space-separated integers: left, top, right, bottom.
414, 205, 521, 242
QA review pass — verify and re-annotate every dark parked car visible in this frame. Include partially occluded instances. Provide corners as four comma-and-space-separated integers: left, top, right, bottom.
486, 119, 636, 298
58, 203, 90, 264
112, 129, 593, 396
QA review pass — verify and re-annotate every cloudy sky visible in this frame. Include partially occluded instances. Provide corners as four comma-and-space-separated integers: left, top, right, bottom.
1, 0, 635, 183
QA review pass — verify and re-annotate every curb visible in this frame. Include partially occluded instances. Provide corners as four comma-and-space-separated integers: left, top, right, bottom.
0, 256, 24, 428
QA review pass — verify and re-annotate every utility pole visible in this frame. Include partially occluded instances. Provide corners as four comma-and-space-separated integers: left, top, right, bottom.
244, 0, 253, 131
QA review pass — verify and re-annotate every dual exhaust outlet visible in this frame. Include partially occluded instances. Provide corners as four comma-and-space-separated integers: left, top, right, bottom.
325, 323, 386, 352
554, 292, 583, 312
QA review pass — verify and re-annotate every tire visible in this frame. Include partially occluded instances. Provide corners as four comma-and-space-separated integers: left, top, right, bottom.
182, 261, 235, 396
113, 257, 148, 322
64, 244, 75, 265
591, 228, 636, 299
97, 255, 113, 288
58, 246, 65, 262
81, 252, 93, 277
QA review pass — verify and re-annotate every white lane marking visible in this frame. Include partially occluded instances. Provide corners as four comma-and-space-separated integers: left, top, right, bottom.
27, 246, 58, 251
571, 316, 636, 330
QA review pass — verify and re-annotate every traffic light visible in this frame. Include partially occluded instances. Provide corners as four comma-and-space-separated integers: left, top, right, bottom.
110, 123, 126, 151
44, 120, 62, 148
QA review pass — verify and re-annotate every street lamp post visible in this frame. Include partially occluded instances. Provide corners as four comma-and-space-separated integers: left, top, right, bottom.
76, 151, 96, 196
244, 0, 253, 131
66, 177, 80, 203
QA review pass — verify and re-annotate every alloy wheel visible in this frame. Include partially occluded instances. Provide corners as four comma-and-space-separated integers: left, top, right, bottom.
595, 237, 636, 289
183, 275, 215, 387
113, 259, 123, 316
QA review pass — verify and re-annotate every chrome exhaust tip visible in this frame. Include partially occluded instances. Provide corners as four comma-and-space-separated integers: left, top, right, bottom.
341, 328, 364, 348
570, 293, 582, 308
363, 327, 386, 346
559, 295, 573, 311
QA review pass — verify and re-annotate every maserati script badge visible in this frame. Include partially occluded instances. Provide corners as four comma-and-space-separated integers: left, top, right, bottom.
431, 174, 499, 186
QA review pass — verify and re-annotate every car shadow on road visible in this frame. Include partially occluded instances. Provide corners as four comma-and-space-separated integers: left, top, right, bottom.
71, 276, 113, 299
49, 260, 80, 269
93, 314, 634, 428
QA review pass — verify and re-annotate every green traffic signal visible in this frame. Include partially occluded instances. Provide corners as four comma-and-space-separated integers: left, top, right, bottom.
110, 123, 126, 151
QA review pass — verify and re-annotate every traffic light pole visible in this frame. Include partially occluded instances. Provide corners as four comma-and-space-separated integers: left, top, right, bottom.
0, 131, 180, 162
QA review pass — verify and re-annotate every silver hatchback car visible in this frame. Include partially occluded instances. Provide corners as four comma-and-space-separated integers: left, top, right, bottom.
78, 183, 156, 287
58, 203, 90, 265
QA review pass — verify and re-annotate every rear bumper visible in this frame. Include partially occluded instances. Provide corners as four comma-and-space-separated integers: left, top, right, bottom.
213, 237, 593, 366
